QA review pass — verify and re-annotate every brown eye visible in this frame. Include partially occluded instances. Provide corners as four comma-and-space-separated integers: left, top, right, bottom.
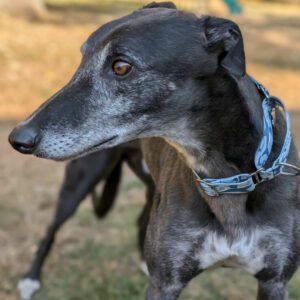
113, 60, 132, 76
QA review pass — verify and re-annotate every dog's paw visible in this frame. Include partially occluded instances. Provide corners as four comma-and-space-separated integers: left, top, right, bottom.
140, 260, 149, 276
18, 278, 41, 300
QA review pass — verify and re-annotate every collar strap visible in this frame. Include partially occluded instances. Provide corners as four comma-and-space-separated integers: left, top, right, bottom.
193, 77, 299, 197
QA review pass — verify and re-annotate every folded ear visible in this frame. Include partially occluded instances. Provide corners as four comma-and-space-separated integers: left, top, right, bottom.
142, 1, 177, 9
202, 17, 246, 78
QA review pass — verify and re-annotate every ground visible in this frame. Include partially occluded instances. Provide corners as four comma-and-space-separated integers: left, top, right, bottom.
0, 1, 300, 299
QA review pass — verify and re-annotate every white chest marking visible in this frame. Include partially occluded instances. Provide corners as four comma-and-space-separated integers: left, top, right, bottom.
198, 230, 266, 274
198, 228, 287, 274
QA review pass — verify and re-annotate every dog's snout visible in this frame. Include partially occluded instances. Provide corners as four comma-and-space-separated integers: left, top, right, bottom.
9, 126, 40, 154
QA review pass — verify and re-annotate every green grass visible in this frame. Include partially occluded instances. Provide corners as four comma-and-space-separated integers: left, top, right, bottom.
121, 179, 144, 193
35, 240, 148, 300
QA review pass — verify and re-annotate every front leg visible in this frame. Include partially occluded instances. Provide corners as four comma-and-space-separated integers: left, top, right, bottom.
257, 280, 288, 300
146, 281, 184, 300
145, 249, 202, 300
144, 193, 202, 300
18, 151, 118, 300
255, 249, 299, 300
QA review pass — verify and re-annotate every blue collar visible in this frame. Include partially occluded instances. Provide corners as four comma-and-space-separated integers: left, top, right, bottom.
193, 77, 299, 197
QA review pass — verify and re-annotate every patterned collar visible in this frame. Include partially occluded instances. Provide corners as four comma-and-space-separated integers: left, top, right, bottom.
193, 77, 299, 197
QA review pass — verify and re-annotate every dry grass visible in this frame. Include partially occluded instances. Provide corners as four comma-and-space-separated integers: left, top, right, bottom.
0, 1, 300, 120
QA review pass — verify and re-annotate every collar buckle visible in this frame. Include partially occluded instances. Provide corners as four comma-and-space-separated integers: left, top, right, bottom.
251, 169, 265, 185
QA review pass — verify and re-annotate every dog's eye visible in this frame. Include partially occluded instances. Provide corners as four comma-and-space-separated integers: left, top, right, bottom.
112, 60, 132, 76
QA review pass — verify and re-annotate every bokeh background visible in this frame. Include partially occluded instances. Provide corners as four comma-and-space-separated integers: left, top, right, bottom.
0, 0, 300, 299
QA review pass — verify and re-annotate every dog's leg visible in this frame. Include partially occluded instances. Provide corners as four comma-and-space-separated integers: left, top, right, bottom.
19, 150, 121, 300
125, 151, 155, 274
146, 284, 183, 300
21, 187, 86, 280
144, 193, 202, 300
18, 168, 90, 300
255, 253, 299, 300
18, 194, 85, 300
137, 181, 155, 276
137, 182, 154, 256
91, 159, 122, 218
145, 257, 200, 300
256, 280, 288, 300
145, 258, 200, 300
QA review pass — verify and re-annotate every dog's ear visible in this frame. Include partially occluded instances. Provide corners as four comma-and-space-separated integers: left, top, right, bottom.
202, 17, 245, 78
142, 2, 177, 9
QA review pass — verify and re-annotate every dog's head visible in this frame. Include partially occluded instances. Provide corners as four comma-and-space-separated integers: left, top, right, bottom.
9, 2, 245, 160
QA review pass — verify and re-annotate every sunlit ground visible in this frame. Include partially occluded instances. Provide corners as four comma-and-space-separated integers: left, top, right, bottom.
0, 1, 300, 299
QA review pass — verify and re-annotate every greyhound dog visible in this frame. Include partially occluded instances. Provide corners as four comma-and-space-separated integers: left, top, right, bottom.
9, 2, 300, 299
17, 142, 154, 300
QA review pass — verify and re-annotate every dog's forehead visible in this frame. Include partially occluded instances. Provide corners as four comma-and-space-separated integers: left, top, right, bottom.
83, 8, 199, 53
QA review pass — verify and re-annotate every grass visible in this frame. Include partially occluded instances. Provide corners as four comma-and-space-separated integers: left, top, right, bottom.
34, 240, 149, 300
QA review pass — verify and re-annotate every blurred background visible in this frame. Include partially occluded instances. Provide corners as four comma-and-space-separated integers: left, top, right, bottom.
0, 0, 300, 299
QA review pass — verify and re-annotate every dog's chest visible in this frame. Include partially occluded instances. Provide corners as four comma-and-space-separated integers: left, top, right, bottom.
189, 227, 288, 275
196, 231, 264, 274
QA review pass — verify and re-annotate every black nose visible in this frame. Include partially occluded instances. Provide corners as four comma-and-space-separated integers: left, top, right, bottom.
8, 125, 40, 154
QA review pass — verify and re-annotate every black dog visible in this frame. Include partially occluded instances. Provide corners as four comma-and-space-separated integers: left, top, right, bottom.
18, 143, 154, 300
9, 2, 300, 299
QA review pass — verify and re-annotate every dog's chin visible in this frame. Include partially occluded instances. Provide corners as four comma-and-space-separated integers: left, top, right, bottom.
34, 135, 119, 161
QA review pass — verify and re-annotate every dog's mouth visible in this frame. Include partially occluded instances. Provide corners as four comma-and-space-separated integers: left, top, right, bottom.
74, 134, 119, 159
89, 135, 118, 151
35, 135, 118, 161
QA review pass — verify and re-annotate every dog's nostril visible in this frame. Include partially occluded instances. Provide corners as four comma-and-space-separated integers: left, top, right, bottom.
8, 126, 40, 154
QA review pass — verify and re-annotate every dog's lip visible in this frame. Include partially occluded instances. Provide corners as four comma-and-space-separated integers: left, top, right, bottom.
35, 135, 119, 161
90, 135, 118, 150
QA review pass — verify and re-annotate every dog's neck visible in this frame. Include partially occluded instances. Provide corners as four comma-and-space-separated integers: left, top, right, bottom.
166, 73, 264, 230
